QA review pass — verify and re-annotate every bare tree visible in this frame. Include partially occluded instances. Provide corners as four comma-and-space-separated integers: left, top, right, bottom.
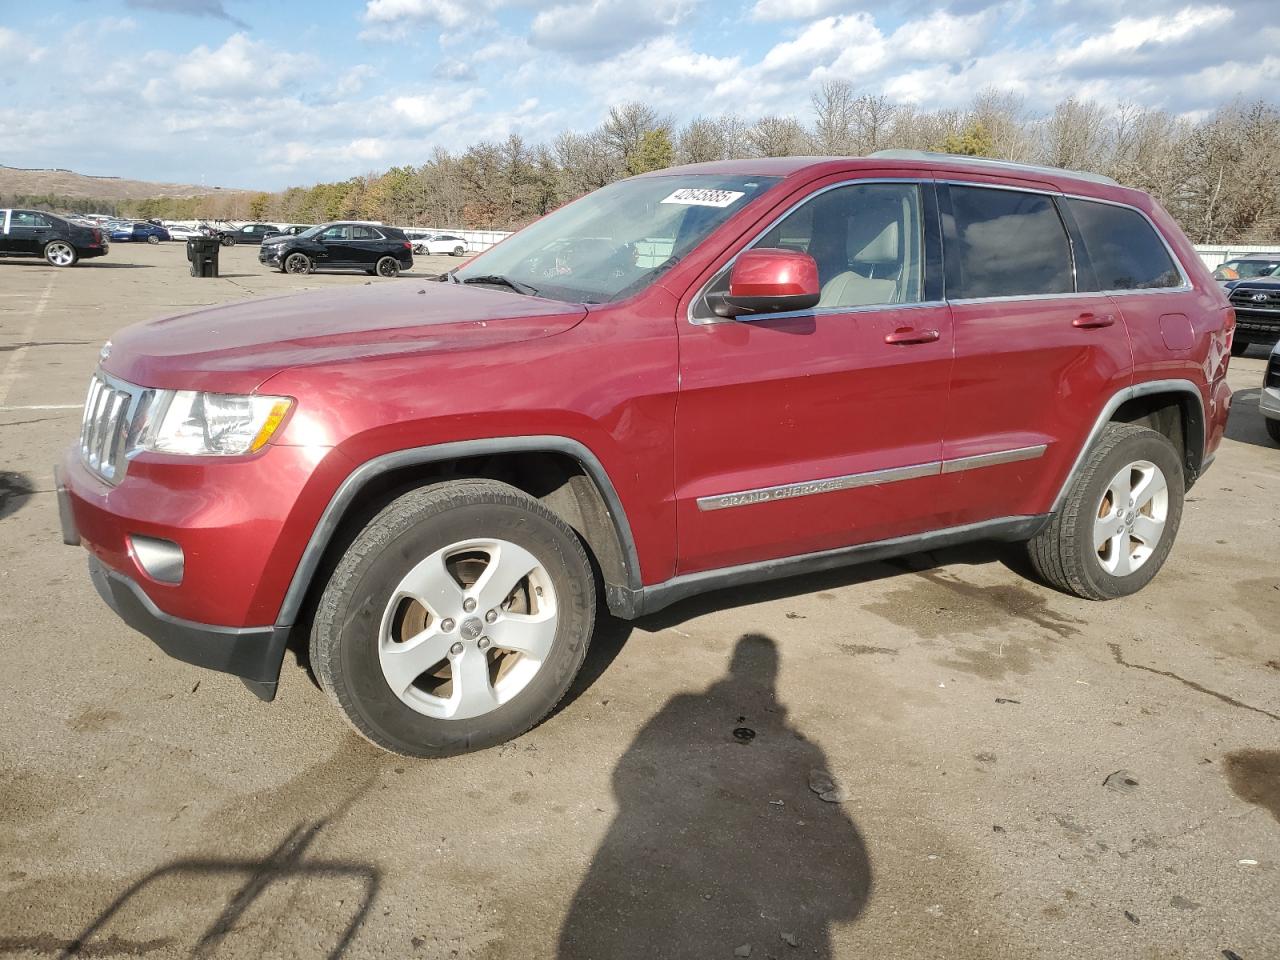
748, 115, 812, 157
811, 80, 858, 154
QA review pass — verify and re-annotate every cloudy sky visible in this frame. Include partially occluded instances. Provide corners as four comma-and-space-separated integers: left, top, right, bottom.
1, 0, 1276, 190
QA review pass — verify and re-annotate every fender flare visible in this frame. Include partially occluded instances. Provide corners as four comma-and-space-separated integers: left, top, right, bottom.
1050, 377, 1206, 513
273, 435, 643, 627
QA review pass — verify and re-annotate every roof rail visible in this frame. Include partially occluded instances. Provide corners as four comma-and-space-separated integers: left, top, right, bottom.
867, 149, 1119, 188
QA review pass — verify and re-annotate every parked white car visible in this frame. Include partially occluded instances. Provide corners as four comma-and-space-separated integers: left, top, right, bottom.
413, 233, 469, 256
167, 225, 206, 241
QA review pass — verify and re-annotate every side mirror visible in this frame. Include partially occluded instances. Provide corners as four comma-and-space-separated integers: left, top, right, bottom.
715, 248, 821, 318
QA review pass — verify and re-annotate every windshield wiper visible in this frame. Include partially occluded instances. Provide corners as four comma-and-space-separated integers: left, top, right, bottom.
460, 274, 538, 296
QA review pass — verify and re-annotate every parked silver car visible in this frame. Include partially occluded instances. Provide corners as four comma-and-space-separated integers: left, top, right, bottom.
1262, 342, 1280, 445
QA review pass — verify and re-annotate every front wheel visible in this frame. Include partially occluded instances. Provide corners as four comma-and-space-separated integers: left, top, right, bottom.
1026, 424, 1184, 600
44, 240, 78, 267
1231, 339, 1250, 357
376, 256, 401, 278
310, 479, 596, 757
220, 234, 236, 247
284, 252, 311, 274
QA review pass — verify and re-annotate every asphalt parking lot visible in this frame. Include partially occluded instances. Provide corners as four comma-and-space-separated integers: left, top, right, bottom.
1, 241, 1277, 959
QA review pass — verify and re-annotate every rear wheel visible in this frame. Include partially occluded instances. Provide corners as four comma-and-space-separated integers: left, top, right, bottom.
1266, 417, 1280, 445
146, 234, 160, 245
220, 234, 236, 247
376, 256, 401, 278
44, 241, 78, 267
452, 245, 465, 257
310, 479, 596, 757
1026, 424, 1184, 600
284, 252, 311, 275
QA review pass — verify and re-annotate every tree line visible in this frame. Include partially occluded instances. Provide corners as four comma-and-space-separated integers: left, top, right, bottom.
11, 86, 1279, 245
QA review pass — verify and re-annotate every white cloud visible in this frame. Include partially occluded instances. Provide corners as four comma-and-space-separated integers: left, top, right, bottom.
530, 0, 695, 59
748, 0, 849, 21
162, 34, 316, 98
0, 27, 46, 64
888, 9, 995, 61
759, 13, 886, 76
1057, 4, 1231, 66
392, 89, 482, 127
363, 0, 473, 26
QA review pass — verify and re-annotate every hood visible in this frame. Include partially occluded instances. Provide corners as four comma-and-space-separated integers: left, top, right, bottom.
103, 280, 587, 393
1232, 276, 1280, 289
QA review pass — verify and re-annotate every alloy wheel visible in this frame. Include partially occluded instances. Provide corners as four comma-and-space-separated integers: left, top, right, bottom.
1094, 459, 1168, 576
45, 242, 75, 266
285, 253, 309, 274
378, 538, 558, 720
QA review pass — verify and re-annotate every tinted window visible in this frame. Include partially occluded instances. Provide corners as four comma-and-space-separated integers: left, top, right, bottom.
320, 225, 351, 241
351, 225, 379, 240
762, 182, 924, 309
1066, 198, 1181, 290
947, 186, 1073, 299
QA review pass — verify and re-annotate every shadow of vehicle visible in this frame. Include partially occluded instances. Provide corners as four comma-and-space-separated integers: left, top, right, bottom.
638, 540, 1025, 633
1224, 387, 1277, 448
0, 259, 155, 269
53, 818, 379, 959
0, 471, 35, 521
558, 633, 872, 959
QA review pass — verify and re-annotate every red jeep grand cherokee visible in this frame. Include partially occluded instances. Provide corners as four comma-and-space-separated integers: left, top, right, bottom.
57, 152, 1235, 757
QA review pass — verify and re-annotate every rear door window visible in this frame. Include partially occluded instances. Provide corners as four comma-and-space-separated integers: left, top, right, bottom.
946, 186, 1074, 299
1064, 198, 1183, 290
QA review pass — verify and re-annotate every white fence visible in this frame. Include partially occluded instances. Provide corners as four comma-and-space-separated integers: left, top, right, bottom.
1192, 244, 1280, 270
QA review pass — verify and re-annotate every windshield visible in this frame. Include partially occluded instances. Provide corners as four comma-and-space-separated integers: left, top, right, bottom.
454, 175, 781, 303
297, 224, 327, 240
1215, 259, 1280, 280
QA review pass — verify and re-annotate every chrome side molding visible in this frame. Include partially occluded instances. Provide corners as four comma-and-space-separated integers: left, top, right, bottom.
697, 444, 1048, 512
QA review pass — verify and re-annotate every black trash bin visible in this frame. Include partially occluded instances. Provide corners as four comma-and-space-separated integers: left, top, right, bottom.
186, 235, 220, 278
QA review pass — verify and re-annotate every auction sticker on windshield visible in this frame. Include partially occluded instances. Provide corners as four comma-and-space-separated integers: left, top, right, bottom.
660, 188, 746, 208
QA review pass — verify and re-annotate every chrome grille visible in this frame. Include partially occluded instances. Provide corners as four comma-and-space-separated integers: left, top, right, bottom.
79, 373, 140, 484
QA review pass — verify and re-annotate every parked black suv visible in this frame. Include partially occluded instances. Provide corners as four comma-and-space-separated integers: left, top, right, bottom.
217, 223, 282, 246
0, 208, 109, 267
1228, 277, 1280, 354
259, 221, 413, 277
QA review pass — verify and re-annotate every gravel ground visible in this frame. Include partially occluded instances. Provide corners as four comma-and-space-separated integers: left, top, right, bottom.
1, 241, 1277, 960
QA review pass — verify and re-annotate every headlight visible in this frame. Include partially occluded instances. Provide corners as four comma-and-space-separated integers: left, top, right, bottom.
134, 390, 293, 456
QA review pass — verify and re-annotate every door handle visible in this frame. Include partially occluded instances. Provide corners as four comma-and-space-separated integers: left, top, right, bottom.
884, 327, 940, 345
1073, 312, 1116, 329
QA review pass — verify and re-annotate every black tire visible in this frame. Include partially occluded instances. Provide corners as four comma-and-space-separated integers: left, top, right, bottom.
310, 479, 596, 757
1266, 417, 1280, 446
220, 234, 236, 247
146, 234, 160, 245
376, 256, 401, 278
1230, 339, 1250, 357
452, 245, 465, 257
43, 240, 78, 267
284, 252, 311, 275
1026, 424, 1184, 600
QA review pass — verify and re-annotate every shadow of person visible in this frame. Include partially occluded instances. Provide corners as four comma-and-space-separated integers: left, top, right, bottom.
558, 633, 872, 959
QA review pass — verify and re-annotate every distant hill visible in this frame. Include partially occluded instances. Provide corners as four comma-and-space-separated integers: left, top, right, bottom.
0, 164, 249, 201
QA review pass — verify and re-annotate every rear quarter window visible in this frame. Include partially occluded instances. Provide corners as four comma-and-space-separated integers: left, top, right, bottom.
946, 186, 1074, 299
1065, 198, 1182, 291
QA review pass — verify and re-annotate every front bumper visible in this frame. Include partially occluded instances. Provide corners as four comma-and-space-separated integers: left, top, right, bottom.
1231, 308, 1280, 345
57, 469, 290, 700
87, 554, 289, 701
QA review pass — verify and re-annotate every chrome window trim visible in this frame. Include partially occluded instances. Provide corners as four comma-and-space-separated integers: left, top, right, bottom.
687, 177, 930, 326
696, 443, 1048, 511
939, 179, 1192, 296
